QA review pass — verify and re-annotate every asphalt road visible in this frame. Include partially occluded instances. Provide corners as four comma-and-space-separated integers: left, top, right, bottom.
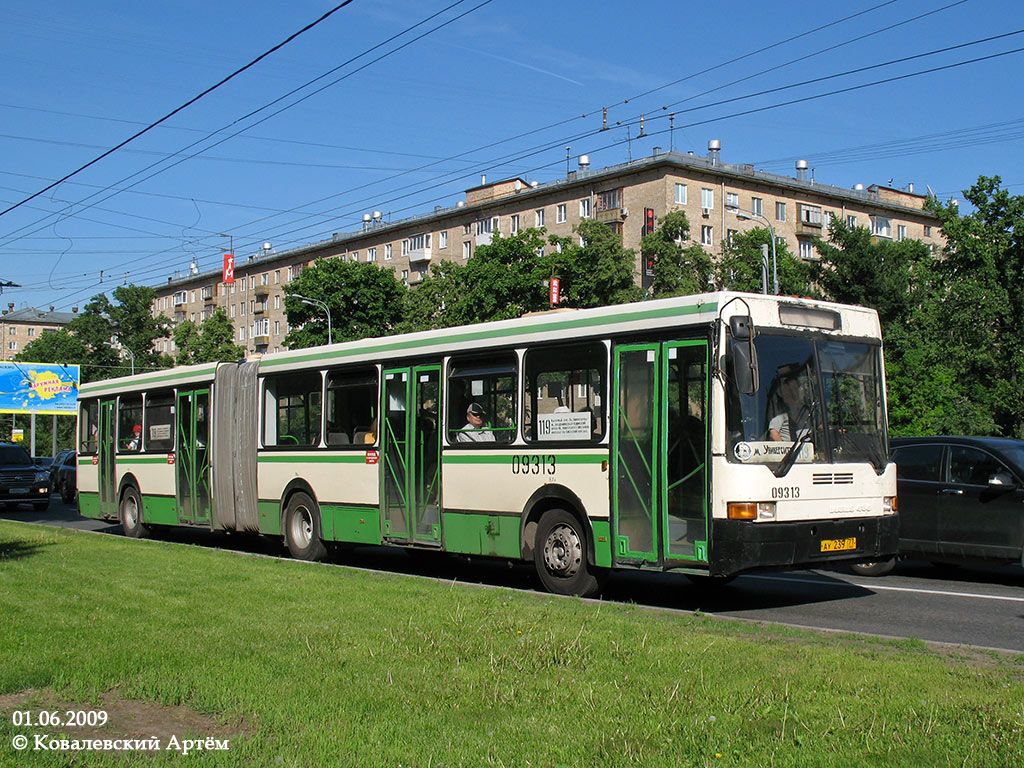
4, 497, 1023, 653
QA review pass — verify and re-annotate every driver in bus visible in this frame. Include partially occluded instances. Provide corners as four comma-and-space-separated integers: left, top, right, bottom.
768, 367, 810, 442
457, 402, 495, 443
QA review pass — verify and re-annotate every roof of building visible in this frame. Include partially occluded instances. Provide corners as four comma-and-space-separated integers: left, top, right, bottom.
1, 307, 77, 325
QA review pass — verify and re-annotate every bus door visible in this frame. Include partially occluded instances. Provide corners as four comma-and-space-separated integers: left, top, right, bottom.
98, 398, 117, 517
381, 365, 442, 545
175, 389, 212, 525
612, 341, 709, 565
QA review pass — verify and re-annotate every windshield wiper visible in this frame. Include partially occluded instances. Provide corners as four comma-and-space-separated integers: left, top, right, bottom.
773, 429, 813, 478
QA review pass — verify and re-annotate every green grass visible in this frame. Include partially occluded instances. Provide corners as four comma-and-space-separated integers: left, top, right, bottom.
0, 520, 1022, 767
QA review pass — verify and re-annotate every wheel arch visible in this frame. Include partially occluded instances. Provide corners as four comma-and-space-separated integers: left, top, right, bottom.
519, 484, 596, 565
279, 477, 320, 536
117, 473, 141, 501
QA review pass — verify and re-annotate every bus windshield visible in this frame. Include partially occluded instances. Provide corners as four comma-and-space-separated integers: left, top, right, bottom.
726, 334, 886, 472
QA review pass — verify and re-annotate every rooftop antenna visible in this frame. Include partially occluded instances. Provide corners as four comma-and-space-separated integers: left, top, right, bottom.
565, 146, 571, 177
669, 113, 675, 151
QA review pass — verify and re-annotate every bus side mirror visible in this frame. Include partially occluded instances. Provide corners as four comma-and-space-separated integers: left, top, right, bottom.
729, 316, 759, 396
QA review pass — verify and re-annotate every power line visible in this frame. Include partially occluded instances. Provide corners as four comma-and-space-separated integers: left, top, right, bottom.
0, 1, 359, 219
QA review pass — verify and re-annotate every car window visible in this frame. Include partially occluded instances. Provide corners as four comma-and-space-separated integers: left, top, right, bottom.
948, 446, 1009, 486
892, 444, 942, 481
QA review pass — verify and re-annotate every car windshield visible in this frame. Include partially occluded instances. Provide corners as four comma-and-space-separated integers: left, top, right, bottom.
0, 446, 33, 466
726, 334, 887, 471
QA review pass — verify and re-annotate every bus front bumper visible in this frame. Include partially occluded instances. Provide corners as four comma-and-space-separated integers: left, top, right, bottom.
710, 514, 899, 577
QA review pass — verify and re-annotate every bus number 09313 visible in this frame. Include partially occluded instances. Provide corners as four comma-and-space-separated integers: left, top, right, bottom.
511, 455, 556, 475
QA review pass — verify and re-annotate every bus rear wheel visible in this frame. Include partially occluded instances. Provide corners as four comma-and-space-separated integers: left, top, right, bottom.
120, 486, 150, 539
284, 492, 327, 562
534, 508, 601, 597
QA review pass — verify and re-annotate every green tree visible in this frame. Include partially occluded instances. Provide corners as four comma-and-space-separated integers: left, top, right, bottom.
284, 258, 407, 348
547, 219, 640, 308
173, 308, 245, 364
717, 228, 814, 296
639, 210, 714, 298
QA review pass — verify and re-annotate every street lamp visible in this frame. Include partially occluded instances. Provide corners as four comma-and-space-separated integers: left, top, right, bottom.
727, 205, 778, 295
292, 294, 332, 346
110, 337, 135, 375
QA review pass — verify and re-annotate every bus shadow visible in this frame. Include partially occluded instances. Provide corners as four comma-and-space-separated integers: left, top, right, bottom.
858, 559, 1024, 589
0, 539, 52, 562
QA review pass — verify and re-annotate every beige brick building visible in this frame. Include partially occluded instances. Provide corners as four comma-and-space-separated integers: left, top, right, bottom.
1, 306, 77, 361
151, 145, 942, 357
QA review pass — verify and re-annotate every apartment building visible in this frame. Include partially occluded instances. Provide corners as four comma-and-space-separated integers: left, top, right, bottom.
152, 143, 942, 357
0, 306, 77, 361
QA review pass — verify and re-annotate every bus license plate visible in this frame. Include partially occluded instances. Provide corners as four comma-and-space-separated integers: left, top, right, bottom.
820, 537, 857, 553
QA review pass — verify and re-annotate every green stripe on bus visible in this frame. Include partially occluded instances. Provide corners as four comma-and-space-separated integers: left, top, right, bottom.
442, 453, 606, 464
116, 457, 170, 464
261, 301, 716, 368
80, 365, 218, 395
257, 454, 368, 464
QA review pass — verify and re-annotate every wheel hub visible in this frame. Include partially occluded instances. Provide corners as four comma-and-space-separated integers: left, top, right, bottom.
543, 523, 582, 577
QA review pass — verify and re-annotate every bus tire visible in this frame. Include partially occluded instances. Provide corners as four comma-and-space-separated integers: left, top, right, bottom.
120, 486, 150, 539
848, 558, 895, 577
534, 508, 601, 597
284, 492, 328, 562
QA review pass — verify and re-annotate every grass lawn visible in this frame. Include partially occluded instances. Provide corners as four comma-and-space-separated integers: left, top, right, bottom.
0, 519, 1022, 767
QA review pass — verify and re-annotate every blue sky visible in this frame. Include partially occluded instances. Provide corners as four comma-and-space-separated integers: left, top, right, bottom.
1, 0, 1021, 313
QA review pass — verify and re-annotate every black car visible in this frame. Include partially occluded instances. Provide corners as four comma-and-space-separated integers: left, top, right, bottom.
0, 442, 51, 511
50, 448, 75, 489
53, 450, 77, 505
852, 436, 1024, 575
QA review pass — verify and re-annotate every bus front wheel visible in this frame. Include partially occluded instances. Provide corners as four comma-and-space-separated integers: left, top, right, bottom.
284, 492, 328, 562
534, 508, 601, 597
120, 486, 150, 539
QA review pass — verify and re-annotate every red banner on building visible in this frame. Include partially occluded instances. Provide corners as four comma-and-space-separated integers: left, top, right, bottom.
223, 253, 235, 284
549, 277, 560, 305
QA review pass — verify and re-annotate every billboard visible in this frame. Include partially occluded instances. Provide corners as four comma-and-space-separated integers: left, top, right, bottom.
0, 361, 80, 415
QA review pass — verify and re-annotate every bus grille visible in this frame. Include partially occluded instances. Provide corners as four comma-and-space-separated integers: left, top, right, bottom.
812, 472, 854, 485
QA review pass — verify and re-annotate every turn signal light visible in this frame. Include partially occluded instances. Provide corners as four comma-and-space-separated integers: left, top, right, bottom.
727, 502, 757, 520
883, 496, 898, 514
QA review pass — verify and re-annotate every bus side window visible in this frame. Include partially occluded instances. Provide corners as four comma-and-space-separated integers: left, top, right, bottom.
325, 368, 378, 447
117, 395, 143, 453
447, 354, 517, 444
262, 370, 323, 448
80, 400, 99, 454
523, 341, 606, 443
144, 390, 176, 452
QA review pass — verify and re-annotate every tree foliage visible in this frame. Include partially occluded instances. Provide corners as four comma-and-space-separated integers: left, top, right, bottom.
640, 210, 714, 298
717, 228, 814, 297
548, 219, 641, 308
172, 308, 245, 365
283, 258, 407, 348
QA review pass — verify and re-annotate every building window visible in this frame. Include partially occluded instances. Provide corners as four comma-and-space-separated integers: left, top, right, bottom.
384, 244, 392, 260
7, 327, 14, 336
799, 240, 815, 260
401, 269, 409, 285
701, 225, 714, 246
510, 214, 520, 234
726, 192, 739, 209
274, 295, 281, 310
274, 321, 280, 335
463, 223, 472, 235
774, 202, 785, 222
535, 209, 545, 227
476, 218, 497, 235
239, 327, 246, 341
249, 276, 255, 289
871, 216, 892, 239
7, 341, 15, 351
924, 225, 932, 237
351, 252, 359, 262
727, 229, 738, 245
261, 273, 269, 285
27, 328, 35, 337
847, 215, 857, 228
439, 231, 448, 249
556, 204, 567, 224
275, 270, 280, 284
230, 304, 236, 318
241, 303, 246, 316
701, 188, 714, 209
897, 224, 907, 242
751, 197, 763, 216
462, 241, 471, 259
367, 247, 377, 262
799, 204, 823, 227
598, 189, 622, 211
579, 198, 592, 219
675, 183, 687, 205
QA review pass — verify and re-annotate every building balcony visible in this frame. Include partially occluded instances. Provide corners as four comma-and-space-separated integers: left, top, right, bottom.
795, 220, 823, 236
254, 286, 270, 298
252, 334, 270, 346
408, 247, 432, 263
595, 207, 624, 223
474, 232, 493, 247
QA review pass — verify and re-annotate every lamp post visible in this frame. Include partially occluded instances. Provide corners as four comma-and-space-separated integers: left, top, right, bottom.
727, 205, 778, 295
292, 294, 332, 346
111, 337, 135, 375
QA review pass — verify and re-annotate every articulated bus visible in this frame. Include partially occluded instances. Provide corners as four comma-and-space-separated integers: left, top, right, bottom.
76, 291, 898, 595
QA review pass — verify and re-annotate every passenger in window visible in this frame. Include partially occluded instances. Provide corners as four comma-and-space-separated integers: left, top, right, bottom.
362, 418, 377, 445
767, 367, 809, 442
126, 424, 142, 451
457, 403, 495, 443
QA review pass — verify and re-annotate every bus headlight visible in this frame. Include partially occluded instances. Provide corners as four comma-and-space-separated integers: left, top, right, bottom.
883, 496, 897, 514
727, 502, 776, 521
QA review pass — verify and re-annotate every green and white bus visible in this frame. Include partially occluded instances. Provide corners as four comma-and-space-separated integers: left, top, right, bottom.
76, 291, 898, 595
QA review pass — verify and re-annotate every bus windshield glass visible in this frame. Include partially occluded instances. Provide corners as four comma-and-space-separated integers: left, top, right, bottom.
727, 334, 886, 470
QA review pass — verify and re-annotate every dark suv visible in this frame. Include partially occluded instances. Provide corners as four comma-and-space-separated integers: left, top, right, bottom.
852, 436, 1024, 575
0, 442, 51, 511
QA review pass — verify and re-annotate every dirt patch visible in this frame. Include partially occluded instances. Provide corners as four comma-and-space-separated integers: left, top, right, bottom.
0, 688, 250, 750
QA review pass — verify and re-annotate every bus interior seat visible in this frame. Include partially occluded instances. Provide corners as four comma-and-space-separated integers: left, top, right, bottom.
328, 431, 350, 446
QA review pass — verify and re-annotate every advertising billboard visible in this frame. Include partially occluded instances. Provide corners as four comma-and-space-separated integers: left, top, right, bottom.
0, 361, 80, 415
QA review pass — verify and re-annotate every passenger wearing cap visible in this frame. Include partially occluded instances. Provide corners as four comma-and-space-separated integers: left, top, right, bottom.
458, 402, 496, 443
127, 424, 142, 451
